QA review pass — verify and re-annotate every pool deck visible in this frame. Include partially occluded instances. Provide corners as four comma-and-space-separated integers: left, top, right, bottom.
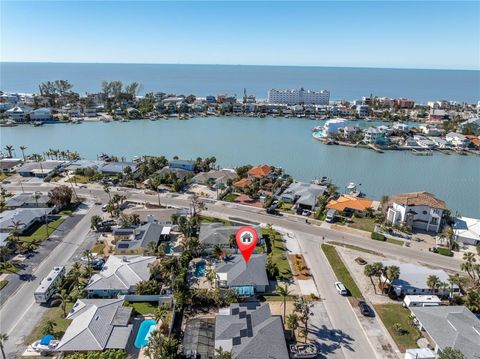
187, 258, 215, 289
127, 316, 156, 359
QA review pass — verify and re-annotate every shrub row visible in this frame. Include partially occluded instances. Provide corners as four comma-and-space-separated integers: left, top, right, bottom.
371, 232, 386, 241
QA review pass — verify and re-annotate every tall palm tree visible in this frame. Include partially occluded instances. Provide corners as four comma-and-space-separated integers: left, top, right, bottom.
276, 283, 292, 323
52, 289, 70, 317
371, 262, 384, 292
154, 303, 170, 334
3, 145, 14, 158
426, 275, 441, 293
19, 146, 27, 161
0, 333, 8, 359
364, 264, 377, 294
461, 252, 477, 282
386, 265, 400, 295
103, 184, 112, 200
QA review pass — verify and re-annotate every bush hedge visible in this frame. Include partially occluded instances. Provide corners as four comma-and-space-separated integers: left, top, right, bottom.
371, 232, 386, 241
436, 247, 453, 257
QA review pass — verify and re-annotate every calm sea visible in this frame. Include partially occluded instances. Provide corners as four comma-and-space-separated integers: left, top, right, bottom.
1, 62, 479, 103
1, 117, 479, 217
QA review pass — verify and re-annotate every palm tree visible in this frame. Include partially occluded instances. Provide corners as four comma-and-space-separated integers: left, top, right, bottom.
426, 275, 441, 293
461, 252, 477, 282
0, 246, 9, 263
286, 313, 300, 341
0, 333, 8, 359
371, 262, 384, 292
19, 146, 27, 161
276, 283, 292, 323
464, 289, 480, 313
205, 267, 217, 288
4, 145, 14, 158
154, 304, 170, 334
212, 244, 223, 260
41, 319, 56, 336
145, 241, 158, 256
103, 184, 112, 200
83, 265, 94, 279
52, 289, 70, 317
364, 264, 377, 294
386, 265, 400, 295
214, 347, 233, 359
32, 191, 42, 208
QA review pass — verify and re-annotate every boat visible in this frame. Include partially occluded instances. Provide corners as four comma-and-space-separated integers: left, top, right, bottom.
32, 121, 43, 127
412, 149, 433, 156
31, 335, 59, 353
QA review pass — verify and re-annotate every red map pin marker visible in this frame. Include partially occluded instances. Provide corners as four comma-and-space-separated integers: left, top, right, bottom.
236, 226, 258, 263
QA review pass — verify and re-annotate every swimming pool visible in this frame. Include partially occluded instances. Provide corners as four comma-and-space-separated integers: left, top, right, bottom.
194, 262, 206, 277
134, 319, 156, 349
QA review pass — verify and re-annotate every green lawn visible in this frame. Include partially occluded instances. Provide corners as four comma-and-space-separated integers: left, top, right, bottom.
199, 215, 230, 226
223, 193, 238, 202
19, 218, 65, 243
348, 217, 376, 232
386, 237, 405, 246
126, 301, 159, 315
328, 241, 385, 257
260, 294, 295, 302
91, 242, 105, 255
0, 262, 20, 275
374, 304, 421, 352
321, 244, 362, 298
263, 227, 292, 280
26, 303, 74, 344
0, 280, 7, 290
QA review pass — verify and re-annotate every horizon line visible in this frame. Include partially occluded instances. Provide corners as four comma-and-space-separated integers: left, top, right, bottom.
1, 61, 479, 72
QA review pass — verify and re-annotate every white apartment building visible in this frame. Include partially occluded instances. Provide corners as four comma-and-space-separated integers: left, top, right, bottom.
268, 88, 330, 105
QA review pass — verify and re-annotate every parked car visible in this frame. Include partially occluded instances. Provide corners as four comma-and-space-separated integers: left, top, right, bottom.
325, 208, 336, 223
301, 210, 310, 216
334, 282, 347, 295
355, 257, 367, 265
102, 204, 108, 212
358, 300, 373, 316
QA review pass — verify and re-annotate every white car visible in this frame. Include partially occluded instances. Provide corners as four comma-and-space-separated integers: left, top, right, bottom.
334, 282, 348, 295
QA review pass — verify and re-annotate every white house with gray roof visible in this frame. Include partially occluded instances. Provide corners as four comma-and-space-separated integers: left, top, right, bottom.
198, 223, 262, 251
114, 222, 171, 254
215, 254, 269, 296
381, 260, 458, 297
0, 208, 54, 234
215, 302, 289, 359
410, 306, 480, 359
56, 298, 133, 353
5, 192, 50, 209
86, 255, 155, 298
279, 181, 327, 211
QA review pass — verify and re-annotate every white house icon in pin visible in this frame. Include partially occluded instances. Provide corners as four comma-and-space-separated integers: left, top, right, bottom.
241, 232, 253, 244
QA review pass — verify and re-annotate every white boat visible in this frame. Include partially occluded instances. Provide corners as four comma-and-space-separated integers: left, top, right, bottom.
31, 335, 59, 353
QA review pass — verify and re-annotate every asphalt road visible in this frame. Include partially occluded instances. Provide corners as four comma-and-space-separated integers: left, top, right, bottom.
0, 204, 100, 358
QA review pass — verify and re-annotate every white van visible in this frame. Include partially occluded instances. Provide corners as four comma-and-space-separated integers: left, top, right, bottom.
403, 295, 441, 308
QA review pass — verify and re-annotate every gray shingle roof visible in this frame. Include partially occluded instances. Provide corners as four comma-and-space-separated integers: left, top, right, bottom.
86, 255, 155, 292
100, 162, 137, 174
411, 306, 480, 359
0, 208, 53, 233
199, 224, 261, 246
215, 302, 289, 359
5, 193, 50, 208
57, 298, 132, 352
280, 182, 327, 208
215, 254, 268, 287
114, 222, 164, 251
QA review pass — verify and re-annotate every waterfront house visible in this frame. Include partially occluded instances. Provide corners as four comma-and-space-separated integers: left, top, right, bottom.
279, 181, 327, 211
409, 306, 479, 359
453, 217, 480, 246
198, 223, 263, 251
341, 125, 361, 139
428, 109, 449, 122
393, 123, 410, 133
169, 159, 195, 171
191, 169, 237, 187
0, 158, 22, 173
247, 165, 272, 179
459, 117, 480, 134
413, 135, 436, 149
215, 254, 269, 295
5, 192, 50, 209
56, 298, 133, 353
100, 162, 137, 175
6, 105, 33, 121
16, 160, 66, 178
386, 192, 445, 233
430, 137, 450, 149
65, 159, 106, 172
445, 132, 469, 148
86, 255, 155, 297
326, 195, 378, 216
232, 178, 251, 189
419, 124, 442, 137
465, 135, 480, 149
0, 208, 54, 234
156, 166, 193, 181
29, 108, 53, 121
215, 302, 289, 359
364, 127, 386, 144
114, 221, 171, 254
356, 104, 369, 117
381, 260, 457, 297
394, 98, 415, 109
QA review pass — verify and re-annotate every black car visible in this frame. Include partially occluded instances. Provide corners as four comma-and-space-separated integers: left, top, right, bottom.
358, 301, 373, 316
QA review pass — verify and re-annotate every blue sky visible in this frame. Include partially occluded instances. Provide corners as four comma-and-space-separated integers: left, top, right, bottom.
1, 1, 479, 69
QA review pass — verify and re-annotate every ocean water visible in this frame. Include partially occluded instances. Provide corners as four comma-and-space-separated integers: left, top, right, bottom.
1, 117, 479, 217
1, 62, 479, 103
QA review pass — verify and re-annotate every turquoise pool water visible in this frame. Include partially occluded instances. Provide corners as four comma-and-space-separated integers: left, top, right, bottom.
194, 262, 206, 277
134, 319, 156, 349
165, 242, 173, 254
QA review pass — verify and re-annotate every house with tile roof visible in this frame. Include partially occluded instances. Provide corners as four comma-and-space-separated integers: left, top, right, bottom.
86, 255, 155, 298
56, 298, 133, 353
232, 178, 251, 189
215, 254, 269, 296
247, 165, 272, 179
326, 195, 378, 214
410, 306, 480, 359
386, 192, 446, 233
215, 302, 289, 359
